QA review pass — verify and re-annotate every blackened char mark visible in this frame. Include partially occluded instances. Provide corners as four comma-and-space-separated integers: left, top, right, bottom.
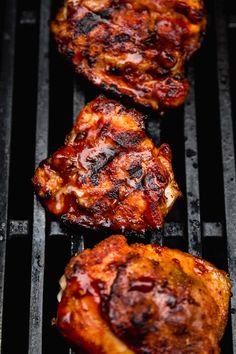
90, 173, 100, 186
66, 49, 74, 58
108, 66, 121, 75
98, 9, 112, 19
86, 147, 117, 173
76, 12, 101, 35
128, 164, 143, 179
106, 187, 119, 200
142, 32, 158, 48
112, 131, 144, 148
143, 173, 160, 192
113, 33, 131, 43
81, 50, 97, 67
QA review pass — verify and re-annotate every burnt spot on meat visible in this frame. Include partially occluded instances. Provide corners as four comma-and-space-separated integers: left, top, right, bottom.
100, 81, 109, 90
87, 56, 97, 67
187, 295, 200, 306
92, 100, 115, 113
98, 9, 112, 19
128, 164, 143, 179
85, 147, 117, 173
108, 66, 121, 75
66, 49, 74, 58
110, 0, 127, 12
174, 325, 188, 336
112, 131, 144, 148
173, 73, 185, 80
155, 171, 166, 184
109, 83, 121, 96
142, 32, 158, 48
76, 12, 101, 35
143, 173, 159, 192
74, 131, 87, 142
130, 307, 152, 328
81, 50, 97, 67
43, 190, 52, 200
90, 173, 100, 186
147, 67, 170, 78
106, 188, 119, 200
113, 33, 131, 43
166, 294, 178, 309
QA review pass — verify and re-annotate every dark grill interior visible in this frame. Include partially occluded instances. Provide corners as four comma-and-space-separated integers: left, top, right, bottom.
0, 0, 236, 353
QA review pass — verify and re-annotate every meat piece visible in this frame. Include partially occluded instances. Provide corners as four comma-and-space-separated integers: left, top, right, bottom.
56, 235, 231, 354
51, 0, 206, 109
32, 96, 181, 232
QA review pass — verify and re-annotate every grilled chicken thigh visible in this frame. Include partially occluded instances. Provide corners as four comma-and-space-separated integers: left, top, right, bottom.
32, 96, 181, 232
51, 0, 206, 109
56, 235, 231, 354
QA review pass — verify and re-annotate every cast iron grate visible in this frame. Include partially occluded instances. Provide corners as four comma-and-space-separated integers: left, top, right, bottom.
0, 0, 236, 353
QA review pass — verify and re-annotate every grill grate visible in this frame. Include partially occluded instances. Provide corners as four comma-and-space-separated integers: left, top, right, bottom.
0, 0, 236, 353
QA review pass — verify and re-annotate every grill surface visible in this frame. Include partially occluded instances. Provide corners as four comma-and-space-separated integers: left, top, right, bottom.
0, 0, 236, 353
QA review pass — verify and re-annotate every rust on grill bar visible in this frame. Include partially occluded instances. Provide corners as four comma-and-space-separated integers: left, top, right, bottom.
0, 0, 236, 353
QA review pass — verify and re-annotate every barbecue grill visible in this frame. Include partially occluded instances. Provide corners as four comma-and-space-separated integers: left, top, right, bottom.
0, 0, 236, 353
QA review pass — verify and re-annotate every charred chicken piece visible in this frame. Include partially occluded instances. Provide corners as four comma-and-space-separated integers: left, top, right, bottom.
56, 235, 231, 354
32, 96, 181, 232
51, 0, 206, 110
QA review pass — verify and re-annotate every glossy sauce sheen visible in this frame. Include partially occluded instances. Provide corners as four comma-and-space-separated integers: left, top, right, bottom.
32, 96, 181, 232
56, 235, 231, 354
51, 0, 206, 109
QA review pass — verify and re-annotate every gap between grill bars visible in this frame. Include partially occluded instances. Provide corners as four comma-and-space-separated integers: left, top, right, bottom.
0, 0, 236, 353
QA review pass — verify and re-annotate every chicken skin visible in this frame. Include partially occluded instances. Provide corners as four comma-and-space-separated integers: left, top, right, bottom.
51, 0, 206, 110
56, 235, 231, 354
32, 96, 181, 232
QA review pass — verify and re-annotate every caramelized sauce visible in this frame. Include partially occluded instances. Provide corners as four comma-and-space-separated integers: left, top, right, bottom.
129, 277, 155, 293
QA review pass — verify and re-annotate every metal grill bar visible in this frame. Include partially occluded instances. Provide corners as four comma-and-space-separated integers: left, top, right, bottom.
19, 10, 37, 25
0, 0, 17, 350
6, 220, 223, 238
184, 68, 202, 256
215, 0, 236, 351
0, 219, 225, 240
28, 1, 50, 353
70, 79, 86, 258
202, 222, 223, 237
9, 220, 29, 236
